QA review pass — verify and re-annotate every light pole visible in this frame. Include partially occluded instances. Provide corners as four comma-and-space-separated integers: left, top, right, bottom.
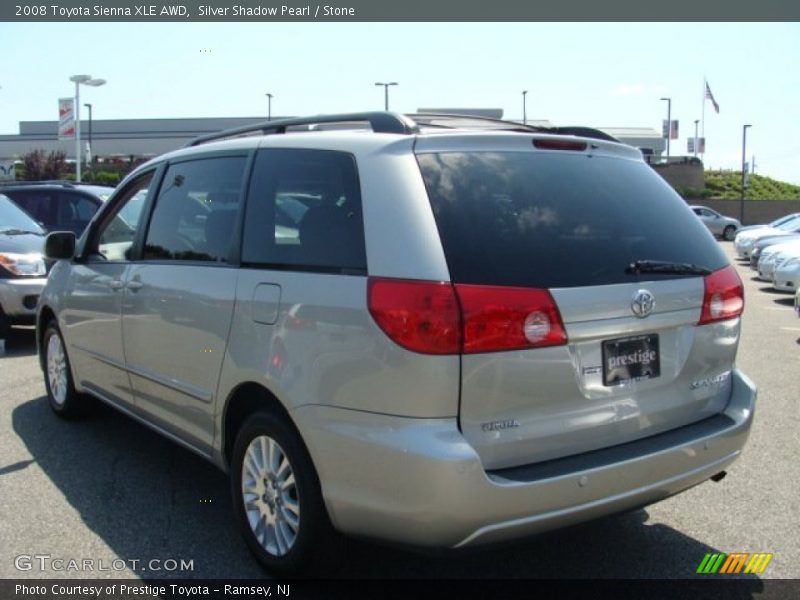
693, 119, 699, 158
374, 82, 398, 111
265, 93, 273, 120
84, 103, 93, 172
522, 90, 528, 125
740, 124, 752, 223
70, 74, 105, 182
660, 97, 671, 159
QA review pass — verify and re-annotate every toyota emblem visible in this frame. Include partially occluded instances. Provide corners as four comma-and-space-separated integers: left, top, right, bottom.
631, 290, 655, 318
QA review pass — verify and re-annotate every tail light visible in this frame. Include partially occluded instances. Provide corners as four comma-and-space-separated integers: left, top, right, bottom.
698, 265, 744, 325
455, 284, 567, 353
532, 139, 588, 151
368, 278, 567, 355
367, 278, 461, 354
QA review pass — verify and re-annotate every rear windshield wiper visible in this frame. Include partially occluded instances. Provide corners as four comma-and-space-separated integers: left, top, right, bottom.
626, 260, 712, 276
0, 228, 44, 236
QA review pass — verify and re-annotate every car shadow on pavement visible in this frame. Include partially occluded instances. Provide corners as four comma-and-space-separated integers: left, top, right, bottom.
771, 297, 795, 307
0, 327, 37, 359
11, 396, 767, 585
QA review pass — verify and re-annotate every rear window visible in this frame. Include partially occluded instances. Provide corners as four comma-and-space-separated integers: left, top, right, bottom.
417, 151, 728, 288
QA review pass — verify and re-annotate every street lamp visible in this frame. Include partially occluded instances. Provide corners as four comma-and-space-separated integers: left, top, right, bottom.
522, 90, 528, 125
84, 103, 93, 171
693, 119, 699, 158
265, 93, 274, 120
660, 97, 671, 159
374, 82, 398, 111
740, 124, 752, 222
70, 74, 105, 182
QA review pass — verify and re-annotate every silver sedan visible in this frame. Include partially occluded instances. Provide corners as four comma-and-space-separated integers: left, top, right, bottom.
691, 205, 741, 241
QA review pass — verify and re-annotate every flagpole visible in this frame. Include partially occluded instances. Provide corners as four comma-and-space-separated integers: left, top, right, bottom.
701, 77, 706, 162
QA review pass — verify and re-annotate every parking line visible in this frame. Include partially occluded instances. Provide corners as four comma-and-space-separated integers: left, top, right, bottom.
762, 306, 792, 311
781, 327, 800, 332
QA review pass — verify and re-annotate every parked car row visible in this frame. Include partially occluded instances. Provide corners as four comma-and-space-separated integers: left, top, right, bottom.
733, 213, 800, 321
0, 181, 113, 337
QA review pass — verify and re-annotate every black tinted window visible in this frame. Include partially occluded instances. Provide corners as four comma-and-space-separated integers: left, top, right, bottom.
242, 149, 366, 273
144, 157, 246, 263
417, 152, 727, 288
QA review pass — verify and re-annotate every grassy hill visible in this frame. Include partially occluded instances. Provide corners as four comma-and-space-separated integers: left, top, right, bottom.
702, 170, 800, 200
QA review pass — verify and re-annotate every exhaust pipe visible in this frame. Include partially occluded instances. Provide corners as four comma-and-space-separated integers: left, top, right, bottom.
710, 471, 727, 482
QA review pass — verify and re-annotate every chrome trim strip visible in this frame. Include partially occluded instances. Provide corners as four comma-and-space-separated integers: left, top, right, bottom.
126, 362, 213, 404
72, 343, 212, 403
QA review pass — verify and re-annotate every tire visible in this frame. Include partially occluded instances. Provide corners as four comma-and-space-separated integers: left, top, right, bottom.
42, 321, 87, 418
230, 411, 340, 576
723, 225, 737, 241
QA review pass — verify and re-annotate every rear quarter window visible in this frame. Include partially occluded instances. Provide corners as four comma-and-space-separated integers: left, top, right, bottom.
417, 151, 728, 288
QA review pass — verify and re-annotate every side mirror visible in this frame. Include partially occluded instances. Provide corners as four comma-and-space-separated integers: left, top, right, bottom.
45, 231, 76, 260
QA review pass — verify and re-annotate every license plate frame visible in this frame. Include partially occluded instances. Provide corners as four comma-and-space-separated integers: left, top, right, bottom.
602, 333, 661, 387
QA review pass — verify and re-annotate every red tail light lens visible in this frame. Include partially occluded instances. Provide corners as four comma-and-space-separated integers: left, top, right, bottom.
698, 265, 744, 325
456, 284, 567, 353
368, 278, 568, 354
368, 278, 461, 354
532, 139, 588, 151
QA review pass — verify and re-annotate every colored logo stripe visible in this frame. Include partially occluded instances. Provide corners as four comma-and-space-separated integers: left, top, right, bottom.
697, 552, 773, 574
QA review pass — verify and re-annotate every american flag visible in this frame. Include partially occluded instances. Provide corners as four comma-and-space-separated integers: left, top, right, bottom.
705, 82, 720, 114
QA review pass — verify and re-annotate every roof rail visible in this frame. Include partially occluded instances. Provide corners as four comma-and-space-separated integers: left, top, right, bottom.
549, 126, 620, 143
0, 179, 76, 188
184, 111, 623, 148
407, 112, 548, 133
185, 112, 420, 147
411, 114, 620, 142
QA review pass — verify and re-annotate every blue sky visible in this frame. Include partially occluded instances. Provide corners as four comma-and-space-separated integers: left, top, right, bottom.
1, 22, 798, 182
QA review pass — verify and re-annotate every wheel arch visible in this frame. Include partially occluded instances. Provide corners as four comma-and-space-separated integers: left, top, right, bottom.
221, 381, 298, 469
36, 305, 57, 371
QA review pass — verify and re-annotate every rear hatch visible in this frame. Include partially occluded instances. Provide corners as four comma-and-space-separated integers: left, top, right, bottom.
415, 135, 743, 470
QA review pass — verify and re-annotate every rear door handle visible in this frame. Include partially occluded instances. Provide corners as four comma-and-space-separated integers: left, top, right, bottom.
109, 280, 124, 290
126, 280, 144, 291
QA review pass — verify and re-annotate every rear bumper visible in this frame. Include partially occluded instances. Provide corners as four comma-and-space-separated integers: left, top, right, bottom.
294, 368, 756, 548
0, 278, 45, 320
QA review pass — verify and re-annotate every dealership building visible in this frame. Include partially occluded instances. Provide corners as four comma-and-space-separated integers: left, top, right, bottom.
0, 111, 667, 177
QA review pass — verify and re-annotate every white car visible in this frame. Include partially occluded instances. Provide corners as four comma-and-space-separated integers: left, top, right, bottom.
757, 240, 800, 282
735, 215, 800, 258
737, 212, 800, 235
773, 254, 800, 294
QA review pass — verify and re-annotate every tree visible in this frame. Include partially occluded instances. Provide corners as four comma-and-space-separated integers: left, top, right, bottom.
22, 149, 67, 180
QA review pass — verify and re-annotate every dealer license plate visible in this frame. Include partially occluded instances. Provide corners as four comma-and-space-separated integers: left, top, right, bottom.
602, 334, 661, 386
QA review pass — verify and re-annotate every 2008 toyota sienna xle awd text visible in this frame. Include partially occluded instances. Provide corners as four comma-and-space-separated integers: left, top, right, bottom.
38, 113, 757, 574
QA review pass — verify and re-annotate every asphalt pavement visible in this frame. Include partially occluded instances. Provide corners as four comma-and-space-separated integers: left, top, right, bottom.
0, 242, 797, 580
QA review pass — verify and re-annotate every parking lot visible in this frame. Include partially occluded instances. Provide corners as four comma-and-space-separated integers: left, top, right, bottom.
0, 241, 797, 580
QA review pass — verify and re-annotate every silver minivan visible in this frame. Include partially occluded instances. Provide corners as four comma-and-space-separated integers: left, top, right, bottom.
38, 113, 757, 574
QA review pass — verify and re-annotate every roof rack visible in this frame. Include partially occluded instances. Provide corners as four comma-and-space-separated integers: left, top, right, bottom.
185, 112, 420, 147
0, 179, 76, 188
185, 111, 621, 148
407, 112, 548, 133
406, 114, 620, 142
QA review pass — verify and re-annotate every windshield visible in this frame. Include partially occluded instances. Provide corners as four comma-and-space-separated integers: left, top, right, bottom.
417, 151, 727, 288
777, 216, 800, 231
0, 194, 46, 234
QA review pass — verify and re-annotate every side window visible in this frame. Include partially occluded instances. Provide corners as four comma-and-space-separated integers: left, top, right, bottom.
242, 149, 366, 273
57, 193, 99, 230
7, 191, 55, 227
96, 172, 154, 261
143, 156, 246, 263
